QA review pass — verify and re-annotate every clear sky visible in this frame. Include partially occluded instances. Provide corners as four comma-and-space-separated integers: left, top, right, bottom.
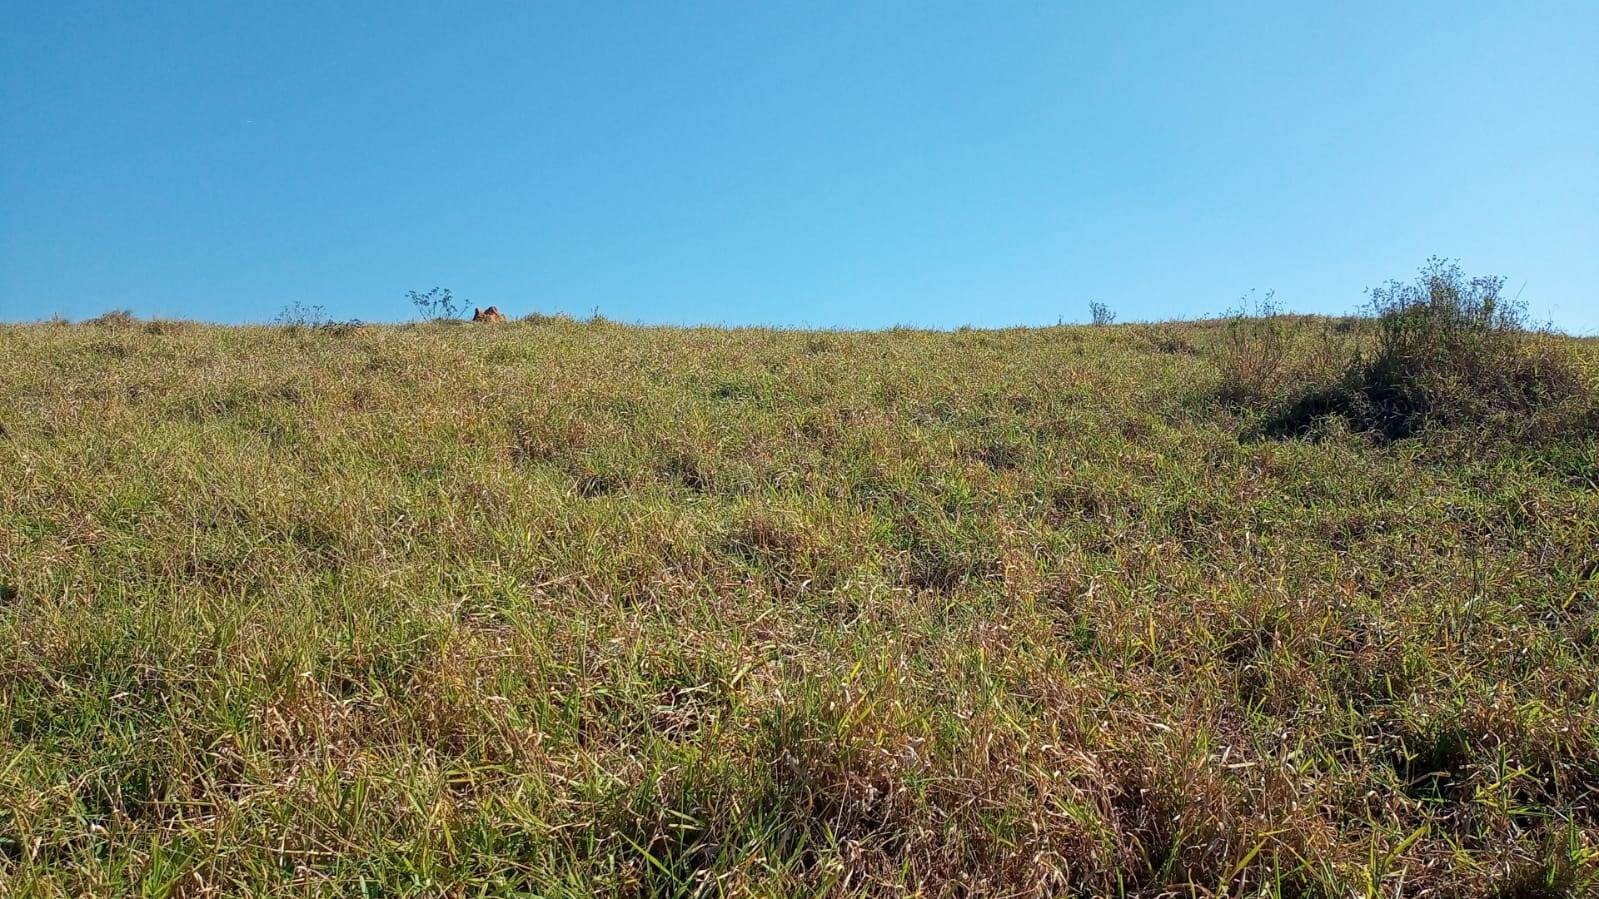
3, 2, 1595, 331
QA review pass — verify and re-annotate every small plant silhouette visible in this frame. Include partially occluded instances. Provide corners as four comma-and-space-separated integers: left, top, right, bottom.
1088, 301, 1116, 326
406, 287, 463, 320
273, 300, 329, 329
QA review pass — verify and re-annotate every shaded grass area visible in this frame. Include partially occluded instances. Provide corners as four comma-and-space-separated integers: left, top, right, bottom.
1248, 261, 1596, 450
1, 316, 1597, 896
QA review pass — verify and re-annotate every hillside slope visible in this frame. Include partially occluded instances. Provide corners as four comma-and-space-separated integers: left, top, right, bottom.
2, 318, 1596, 896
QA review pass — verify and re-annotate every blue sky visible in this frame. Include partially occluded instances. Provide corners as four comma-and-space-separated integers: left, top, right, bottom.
3, 2, 1595, 331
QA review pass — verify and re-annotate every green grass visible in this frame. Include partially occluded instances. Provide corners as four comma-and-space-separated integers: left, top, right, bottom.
1, 315, 1596, 897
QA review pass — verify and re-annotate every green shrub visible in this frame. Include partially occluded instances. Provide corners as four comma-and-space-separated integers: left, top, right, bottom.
143, 319, 196, 336
86, 309, 138, 328
1268, 259, 1592, 443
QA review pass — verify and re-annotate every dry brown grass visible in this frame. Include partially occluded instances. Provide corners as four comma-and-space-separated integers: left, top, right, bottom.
0, 316, 1595, 896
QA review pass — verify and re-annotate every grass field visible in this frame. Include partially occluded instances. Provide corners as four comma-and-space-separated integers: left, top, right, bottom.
1, 314, 1596, 896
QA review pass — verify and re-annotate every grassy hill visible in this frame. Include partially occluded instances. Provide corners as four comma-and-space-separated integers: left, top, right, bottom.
1, 314, 1596, 896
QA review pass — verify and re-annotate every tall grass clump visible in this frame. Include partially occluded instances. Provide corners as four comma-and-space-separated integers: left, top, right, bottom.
1268, 259, 1593, 444
1213, 290, 1292, 407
